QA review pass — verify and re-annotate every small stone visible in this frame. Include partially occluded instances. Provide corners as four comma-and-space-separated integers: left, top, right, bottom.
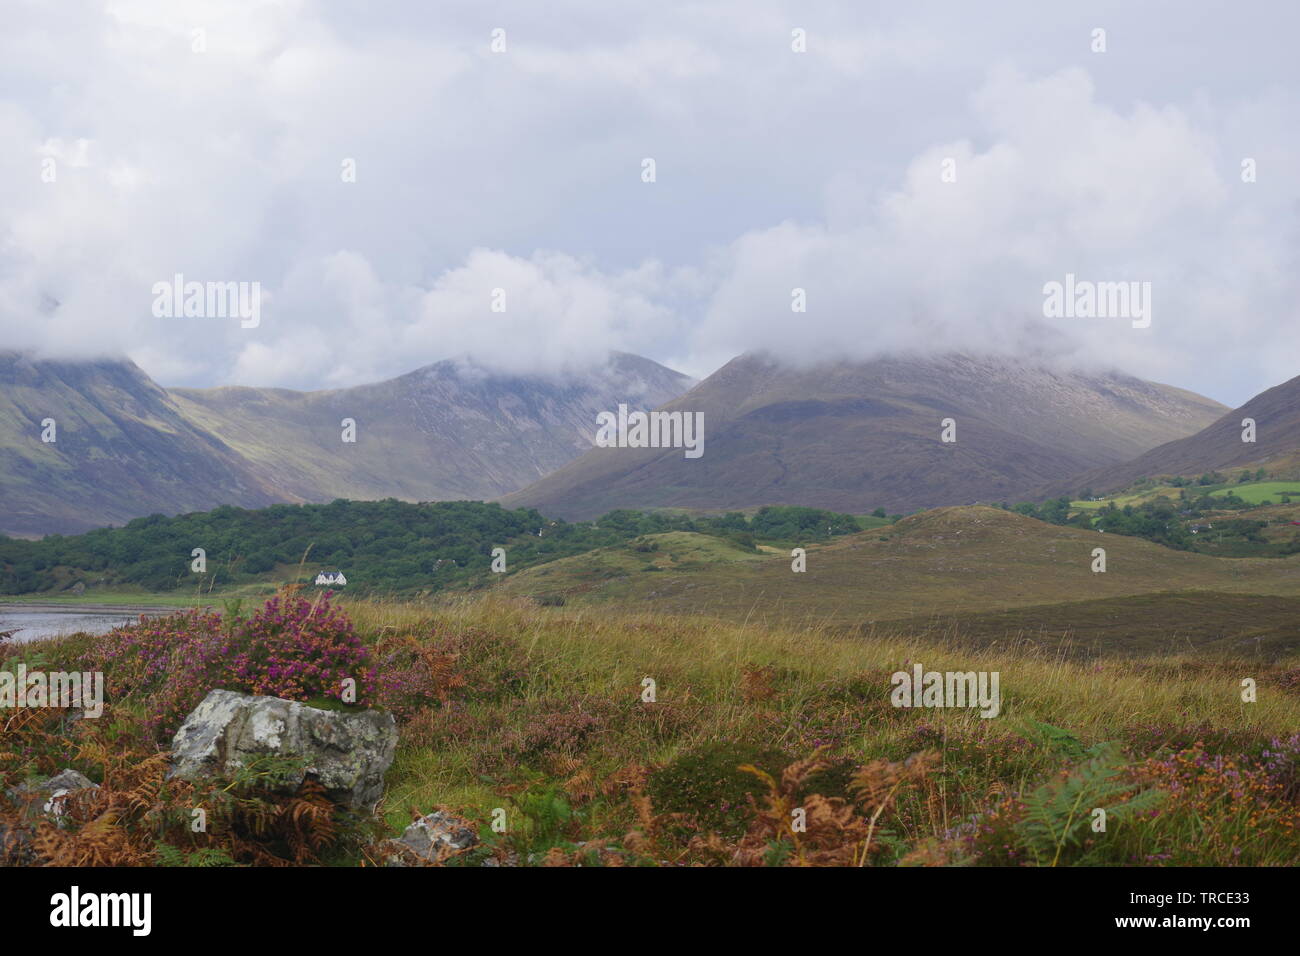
380, 810, 479, 866
5, 768, 99, 822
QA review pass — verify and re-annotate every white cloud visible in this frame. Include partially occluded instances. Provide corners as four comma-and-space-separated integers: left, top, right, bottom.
684, 65, 1297, 396
0, 1, 1295, 406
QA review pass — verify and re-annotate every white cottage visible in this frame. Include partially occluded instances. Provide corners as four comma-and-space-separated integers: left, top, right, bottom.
314, 570, 347, 587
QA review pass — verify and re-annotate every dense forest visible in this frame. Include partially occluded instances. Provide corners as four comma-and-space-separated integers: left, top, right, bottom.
0, 499, 874, 595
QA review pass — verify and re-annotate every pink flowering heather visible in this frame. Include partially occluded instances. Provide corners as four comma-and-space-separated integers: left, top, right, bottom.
232, 594, 376, 705
84, 593, 377, 741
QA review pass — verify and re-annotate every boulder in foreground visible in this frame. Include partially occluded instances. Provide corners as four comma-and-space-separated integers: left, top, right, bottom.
169, 689, 397, 809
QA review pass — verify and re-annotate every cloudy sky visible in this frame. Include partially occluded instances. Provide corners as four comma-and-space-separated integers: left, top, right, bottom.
3, 0, 1297, 405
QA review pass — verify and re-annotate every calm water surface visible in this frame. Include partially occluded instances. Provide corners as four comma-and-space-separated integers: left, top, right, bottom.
0, 607, 171, 645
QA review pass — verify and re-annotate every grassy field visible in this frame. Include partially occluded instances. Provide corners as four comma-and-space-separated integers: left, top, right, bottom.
0, 590, 213, 609
1209, 481, 1300, 504
6, 587, 1300, 867
355, 596, 1300, 840
1071, 485, 1183, 510
878, 591, 1300, 658
853, 515, 896, 530
1073, 478, 1300, 512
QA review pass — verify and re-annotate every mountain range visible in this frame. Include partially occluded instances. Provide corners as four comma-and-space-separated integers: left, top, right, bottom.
8, 348, 1279, 537
0, 351, 692, 537
502, 352, 1228, 519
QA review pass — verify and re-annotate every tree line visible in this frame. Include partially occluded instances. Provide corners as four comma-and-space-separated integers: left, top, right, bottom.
0, 499, 874, 595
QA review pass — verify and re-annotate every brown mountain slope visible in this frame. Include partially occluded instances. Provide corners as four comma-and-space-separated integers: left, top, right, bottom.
0, 353, 282, 536
501, 353, 1226, 519
169, 352, 693, 504
1, 352, 693, 537
1045, 372, 1300, 495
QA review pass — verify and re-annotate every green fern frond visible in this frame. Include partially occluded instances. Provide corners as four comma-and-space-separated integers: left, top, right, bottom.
1016, 743, 1162, 866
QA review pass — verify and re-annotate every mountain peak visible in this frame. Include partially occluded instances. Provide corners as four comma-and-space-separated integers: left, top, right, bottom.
502, 352, 1227, 519
1, 351, 695, 536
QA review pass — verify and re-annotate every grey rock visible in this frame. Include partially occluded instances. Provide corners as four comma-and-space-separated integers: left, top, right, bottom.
5, 768, 99, 827
35, 769, 96, 794
39, 770, 97, 817
169, 689, 397, 809
381, 810, 478, 866
4, 764, 98, 832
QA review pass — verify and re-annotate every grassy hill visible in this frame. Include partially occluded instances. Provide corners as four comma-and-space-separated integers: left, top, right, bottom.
499, 530, 768, 604
494, 505, 1300, 647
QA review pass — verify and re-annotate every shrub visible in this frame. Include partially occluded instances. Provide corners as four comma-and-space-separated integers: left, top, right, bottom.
425, 626, 529, 703
647, 741, 788, 839
796, 756, 860, 803
84, 592, 376, 741
370, 635, 466, 723
232, 595, 375, 703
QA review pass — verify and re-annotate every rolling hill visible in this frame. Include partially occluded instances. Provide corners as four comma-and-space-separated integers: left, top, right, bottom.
494, 505, 1300, 652
0, 351, 692, 537
502, 352, 1227, 520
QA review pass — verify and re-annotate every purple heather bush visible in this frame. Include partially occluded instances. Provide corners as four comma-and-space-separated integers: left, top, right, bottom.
86, 593, 378, 741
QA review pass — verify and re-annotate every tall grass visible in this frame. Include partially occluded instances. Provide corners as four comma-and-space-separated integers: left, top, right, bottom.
9, 592, 1298, 865
347, 594, 1300, 864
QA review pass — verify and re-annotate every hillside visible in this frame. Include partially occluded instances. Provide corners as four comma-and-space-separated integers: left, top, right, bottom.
0, 351, 692, 537
0, 353, 282, 537
1051, 372, 1300, 496
496, 505, 1300, 632
16, 590, 1300, 870
170, 352, 692, 506
501, 353, 1226, 520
